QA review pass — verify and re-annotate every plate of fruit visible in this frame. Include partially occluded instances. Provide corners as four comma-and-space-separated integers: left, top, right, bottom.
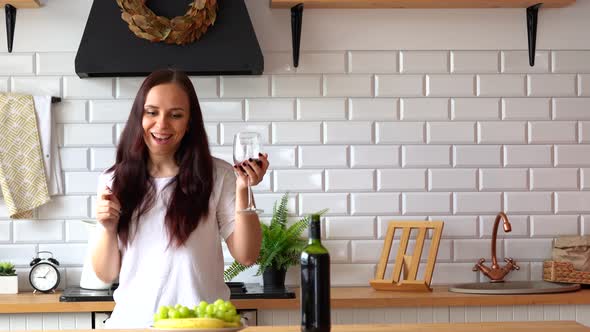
151, 299, 244, 332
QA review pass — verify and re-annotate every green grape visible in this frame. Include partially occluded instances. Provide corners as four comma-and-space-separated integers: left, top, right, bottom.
223, 311, 234, 322
153, 301, 244, 324
168, 309, 181, 319
178, 306, 190, 318
158, 306, 169, 319
187, 309, 196, 318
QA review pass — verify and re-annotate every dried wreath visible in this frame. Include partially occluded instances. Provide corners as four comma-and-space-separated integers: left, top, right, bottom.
116, 0, 218, 45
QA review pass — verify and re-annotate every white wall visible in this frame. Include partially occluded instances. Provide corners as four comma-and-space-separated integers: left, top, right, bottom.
1, 0, 590, 290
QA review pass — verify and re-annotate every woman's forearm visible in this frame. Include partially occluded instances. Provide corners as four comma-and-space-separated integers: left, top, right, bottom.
91, 229, 121, 283
232, 187, 262, 266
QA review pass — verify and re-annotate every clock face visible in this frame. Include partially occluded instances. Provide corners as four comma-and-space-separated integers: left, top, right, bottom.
29, 262, 60, 292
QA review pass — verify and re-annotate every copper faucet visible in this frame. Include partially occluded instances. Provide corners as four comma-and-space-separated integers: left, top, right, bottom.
473, 212, 520, 282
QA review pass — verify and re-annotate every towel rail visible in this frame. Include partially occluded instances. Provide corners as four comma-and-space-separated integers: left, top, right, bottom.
0, 95, 61, 103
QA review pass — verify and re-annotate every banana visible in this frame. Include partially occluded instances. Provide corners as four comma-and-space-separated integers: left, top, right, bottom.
223, 321, 241, 328
153, 317, 226, 329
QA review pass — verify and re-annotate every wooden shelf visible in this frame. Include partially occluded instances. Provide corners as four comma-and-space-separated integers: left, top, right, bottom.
270, 0, 576, 9
0, 0, 40, 8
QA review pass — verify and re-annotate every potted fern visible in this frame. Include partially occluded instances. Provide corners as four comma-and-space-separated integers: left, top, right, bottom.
0, 261, 17, 294
224, 193, 327, 288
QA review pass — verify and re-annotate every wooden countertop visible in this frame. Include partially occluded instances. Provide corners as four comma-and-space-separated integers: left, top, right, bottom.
22, 321, 590, 332
2, 287, 590, 313
251, 322, 588, 331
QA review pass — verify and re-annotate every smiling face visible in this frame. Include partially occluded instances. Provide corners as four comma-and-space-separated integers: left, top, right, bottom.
142, 83, 191, 160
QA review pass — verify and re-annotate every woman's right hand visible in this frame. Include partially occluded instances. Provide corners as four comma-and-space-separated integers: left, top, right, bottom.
96, 186, 122, 234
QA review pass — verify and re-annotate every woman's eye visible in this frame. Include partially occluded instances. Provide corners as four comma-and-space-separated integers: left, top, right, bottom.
171, 113, 183, 119
145, 110, 157, 116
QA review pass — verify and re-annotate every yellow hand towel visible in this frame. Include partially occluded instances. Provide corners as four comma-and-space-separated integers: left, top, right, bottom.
0, 93, 50, 219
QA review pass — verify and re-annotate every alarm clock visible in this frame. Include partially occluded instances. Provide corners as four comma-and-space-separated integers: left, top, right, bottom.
29, 251, 60, 293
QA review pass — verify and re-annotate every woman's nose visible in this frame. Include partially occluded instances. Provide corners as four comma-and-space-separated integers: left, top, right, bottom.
155, 116, 169, 128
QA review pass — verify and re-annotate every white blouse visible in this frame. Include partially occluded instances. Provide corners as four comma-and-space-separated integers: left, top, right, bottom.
95, 158, 236, 329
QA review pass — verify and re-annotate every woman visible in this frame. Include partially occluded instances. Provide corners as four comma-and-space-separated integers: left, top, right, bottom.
91, 69, 268, 328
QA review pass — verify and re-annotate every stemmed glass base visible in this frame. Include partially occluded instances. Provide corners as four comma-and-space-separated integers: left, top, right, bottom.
238, 178, 263, 214
239, 207, 264, 214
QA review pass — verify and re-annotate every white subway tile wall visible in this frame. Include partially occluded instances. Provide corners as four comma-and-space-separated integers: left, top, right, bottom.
324, 74, 373, 97
451, 98, 500, 120
2, 36, 590, 299
502, 98, 551, 120
426, 75, 474, 97
580, 75, 590, 96
0, 54, 34, 75
0, 77, 8, 93
0, 221, 11, 242
581, 122, 590, 143
349, 51, 398, 74
376, 74, 424, 97
552, 51, 590, 73
190, 77, 218, 98
527, 74, 577, 97
477, 74, 526, 97
298, 98, 346, 120
501, 51, 550, 74
297, 53, 346, 74
451, 51, 498, 74
11, 77, 61, 97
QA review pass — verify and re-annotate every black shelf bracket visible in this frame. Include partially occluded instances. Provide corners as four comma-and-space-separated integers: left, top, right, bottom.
291, 3, 303, 68
5, 4, 16, 53
526, 3, 542, 67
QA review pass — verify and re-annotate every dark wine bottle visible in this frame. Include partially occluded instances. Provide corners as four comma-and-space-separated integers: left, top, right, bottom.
301, 214, 331, 332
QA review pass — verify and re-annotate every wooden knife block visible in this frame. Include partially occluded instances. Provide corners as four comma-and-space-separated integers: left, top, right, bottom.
370, 221, 444, 292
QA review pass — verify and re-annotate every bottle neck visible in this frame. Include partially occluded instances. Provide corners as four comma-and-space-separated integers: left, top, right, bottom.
308, 219, 321, 244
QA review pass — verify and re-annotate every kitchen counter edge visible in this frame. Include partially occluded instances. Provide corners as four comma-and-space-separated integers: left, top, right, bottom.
1, 287, 589, 313
4, 321, 590, 332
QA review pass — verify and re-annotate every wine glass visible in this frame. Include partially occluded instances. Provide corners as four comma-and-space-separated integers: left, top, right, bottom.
233, 131, 263, 214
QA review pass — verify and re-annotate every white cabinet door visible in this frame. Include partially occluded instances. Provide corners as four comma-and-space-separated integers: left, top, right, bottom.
93, 312, 111, 329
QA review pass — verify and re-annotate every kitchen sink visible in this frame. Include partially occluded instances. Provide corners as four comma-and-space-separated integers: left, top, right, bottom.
449, 280, 581, 294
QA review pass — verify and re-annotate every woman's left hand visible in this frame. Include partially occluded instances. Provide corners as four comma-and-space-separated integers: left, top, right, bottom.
235, 153, 269, 190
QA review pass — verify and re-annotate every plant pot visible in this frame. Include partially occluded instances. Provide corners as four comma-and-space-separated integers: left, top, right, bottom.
0, 275, 18, 294
262, 266, 287, 289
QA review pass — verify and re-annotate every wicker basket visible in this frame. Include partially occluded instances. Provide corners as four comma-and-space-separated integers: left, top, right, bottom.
543, 260, 590, 284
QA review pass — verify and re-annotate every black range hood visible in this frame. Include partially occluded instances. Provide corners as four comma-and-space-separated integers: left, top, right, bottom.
75, 0, 263, 78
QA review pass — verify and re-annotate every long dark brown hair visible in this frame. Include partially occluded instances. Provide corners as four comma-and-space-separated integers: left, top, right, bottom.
108, 69, 214, 248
